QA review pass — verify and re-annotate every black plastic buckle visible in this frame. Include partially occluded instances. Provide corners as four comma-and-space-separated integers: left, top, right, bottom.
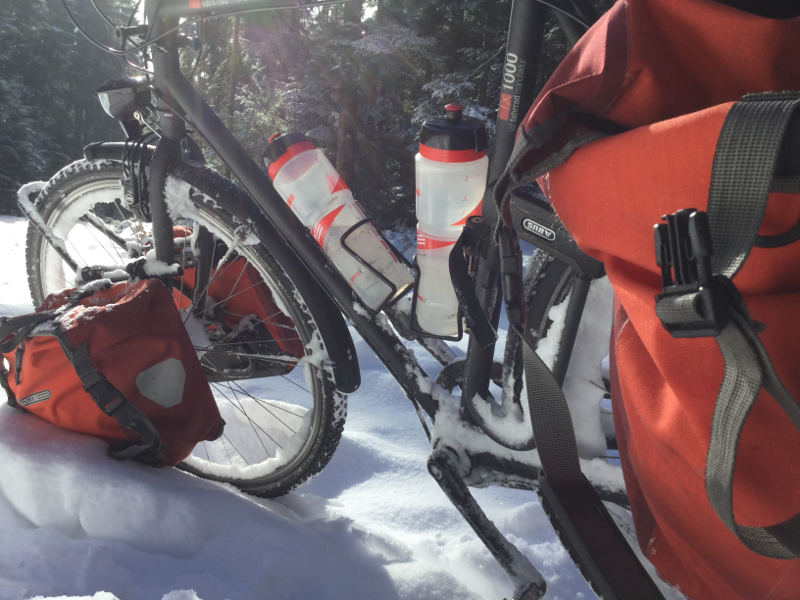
654, 209, 728, 338
86, 378, 126, 416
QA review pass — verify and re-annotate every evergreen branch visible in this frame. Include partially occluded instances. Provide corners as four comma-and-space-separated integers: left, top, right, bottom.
469, 43, 506, 81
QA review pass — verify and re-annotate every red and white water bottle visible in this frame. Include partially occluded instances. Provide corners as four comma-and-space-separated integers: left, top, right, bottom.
414, 104, 488, 337
265, 133, 413, 311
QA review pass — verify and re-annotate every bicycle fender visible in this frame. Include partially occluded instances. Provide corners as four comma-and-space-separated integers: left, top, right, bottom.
84, 140, 205, 166
84, 141, 153, 162
216, 178, 362, 393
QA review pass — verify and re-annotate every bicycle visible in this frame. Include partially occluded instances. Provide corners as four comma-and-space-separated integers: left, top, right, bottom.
21, 1, 647, 598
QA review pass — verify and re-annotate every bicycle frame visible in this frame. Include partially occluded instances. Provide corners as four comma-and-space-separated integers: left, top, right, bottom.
145, 0, 584, 417
135, 0, 602, 596
147, 0, 444, 420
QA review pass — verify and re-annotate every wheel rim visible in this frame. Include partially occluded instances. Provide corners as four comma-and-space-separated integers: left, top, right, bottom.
34, 172, 327, 487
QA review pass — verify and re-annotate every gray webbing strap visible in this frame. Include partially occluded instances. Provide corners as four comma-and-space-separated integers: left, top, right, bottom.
522, 338, 666, 599
522, 341, 581, 486
0, 312, 56, 354
59, 338, 163, 464
522, 342, 582, 487
708, 93, 800, 278
657, 93, 800, 558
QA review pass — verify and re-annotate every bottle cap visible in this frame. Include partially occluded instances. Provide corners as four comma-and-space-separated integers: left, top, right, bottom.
263, 133, 316, 179
445, 104, 463, 121
419, 104, 487, 163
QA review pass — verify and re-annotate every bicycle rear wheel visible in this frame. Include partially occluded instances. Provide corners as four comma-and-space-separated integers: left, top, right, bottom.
503, 249, 577, 394
25, 158, 346, 497
500, 248, 616, 460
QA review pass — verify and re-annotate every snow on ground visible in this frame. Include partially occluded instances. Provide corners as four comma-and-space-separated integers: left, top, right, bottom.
0, 215, 675, 600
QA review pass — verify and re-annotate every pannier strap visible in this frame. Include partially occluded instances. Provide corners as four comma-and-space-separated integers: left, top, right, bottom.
655, 93, 800, 558
2, 308, 164, 465
0, 283, 112, 355
58, 338, 164, 465
521, 340, 666, 599
0, 313, 56, 354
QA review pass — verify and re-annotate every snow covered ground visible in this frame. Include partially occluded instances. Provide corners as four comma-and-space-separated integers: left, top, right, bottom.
0, 215, 677, 600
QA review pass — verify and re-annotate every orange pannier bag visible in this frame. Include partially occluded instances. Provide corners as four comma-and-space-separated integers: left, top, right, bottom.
502, 1, 800, 599
1, 280, 224, 466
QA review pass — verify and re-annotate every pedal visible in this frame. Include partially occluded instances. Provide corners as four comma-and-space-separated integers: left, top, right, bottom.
427, 447, 546, 600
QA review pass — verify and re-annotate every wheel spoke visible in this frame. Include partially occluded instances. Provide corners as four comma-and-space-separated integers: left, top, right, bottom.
211, 380, 285, 450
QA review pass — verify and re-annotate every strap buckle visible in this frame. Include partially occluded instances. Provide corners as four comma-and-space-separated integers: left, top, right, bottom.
654, 209, 729, 338
86, 377, 126, 415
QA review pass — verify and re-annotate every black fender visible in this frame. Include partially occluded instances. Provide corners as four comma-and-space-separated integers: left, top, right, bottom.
84, 140, 154, 162
82, 141, 361, 393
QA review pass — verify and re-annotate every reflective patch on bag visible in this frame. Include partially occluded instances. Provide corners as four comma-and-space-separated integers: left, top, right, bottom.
135, 358, 186, 408
18, 390, 51, 407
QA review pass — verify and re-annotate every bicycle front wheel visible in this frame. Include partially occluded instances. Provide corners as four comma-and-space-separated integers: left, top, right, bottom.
25, 158, 346, 497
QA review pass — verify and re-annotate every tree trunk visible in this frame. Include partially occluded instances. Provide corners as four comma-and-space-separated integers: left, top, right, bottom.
227, 16, 241, 130
334, 0, 362, 183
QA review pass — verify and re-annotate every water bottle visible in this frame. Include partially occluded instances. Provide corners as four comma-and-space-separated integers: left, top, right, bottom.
414, 104, 488, 337
265, 133, 413, 311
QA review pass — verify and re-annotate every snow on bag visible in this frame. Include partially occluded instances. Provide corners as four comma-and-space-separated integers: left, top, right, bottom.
0, 279, 224, 466
501, 1, 800, 599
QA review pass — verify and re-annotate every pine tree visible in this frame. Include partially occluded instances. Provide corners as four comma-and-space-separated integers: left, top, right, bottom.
0, 0, 130, 214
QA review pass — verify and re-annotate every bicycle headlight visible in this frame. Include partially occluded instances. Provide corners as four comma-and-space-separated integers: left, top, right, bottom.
96, 77, 150, 120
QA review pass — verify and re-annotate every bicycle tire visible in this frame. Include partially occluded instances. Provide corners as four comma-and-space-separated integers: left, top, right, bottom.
25, 158, 346, 498
503, 249, 577, 394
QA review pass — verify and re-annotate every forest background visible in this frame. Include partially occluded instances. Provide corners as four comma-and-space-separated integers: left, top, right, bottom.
0, 0, 611, 226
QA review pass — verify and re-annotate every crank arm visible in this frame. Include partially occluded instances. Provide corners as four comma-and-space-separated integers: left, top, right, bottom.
427, 447, 546, 600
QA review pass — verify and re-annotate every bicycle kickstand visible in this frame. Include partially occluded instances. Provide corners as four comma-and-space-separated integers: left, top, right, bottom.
427, 448, 546, 600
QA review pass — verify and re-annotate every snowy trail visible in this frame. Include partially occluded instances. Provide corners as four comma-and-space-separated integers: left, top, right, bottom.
0, 215, 677, 600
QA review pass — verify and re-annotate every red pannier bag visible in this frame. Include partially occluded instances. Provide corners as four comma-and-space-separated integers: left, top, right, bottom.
0, 279, 224, 466
171, 229, 304, 370
502, 1, 800, 599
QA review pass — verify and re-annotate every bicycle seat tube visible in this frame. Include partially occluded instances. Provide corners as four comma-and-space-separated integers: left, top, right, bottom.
460, 0, 547, 404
